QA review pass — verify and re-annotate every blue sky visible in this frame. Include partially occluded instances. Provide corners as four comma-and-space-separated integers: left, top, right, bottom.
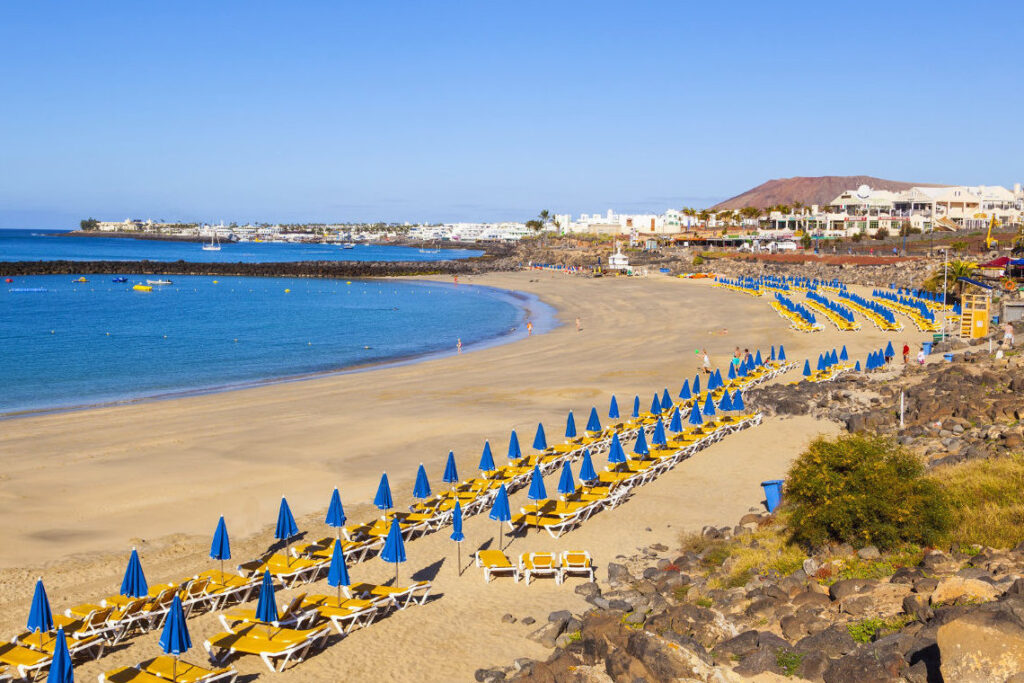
2, 1, 1022, 228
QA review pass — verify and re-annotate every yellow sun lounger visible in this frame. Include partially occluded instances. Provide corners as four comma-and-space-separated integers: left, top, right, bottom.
519, 553, 560, 585
560, 550, 595, 582
303, 595, 379, 634
100, 656, 238, 683
0, 642, 50, 681
204, 625, 331, 673
347, 581, 432, 610
219, 593, 317, 633
474, 550, 519, 583
193, 570, 260, 610
12, 630, 104, 660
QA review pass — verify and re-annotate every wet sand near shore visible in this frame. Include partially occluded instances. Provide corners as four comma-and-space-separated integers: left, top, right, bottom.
0, 271, 899, 680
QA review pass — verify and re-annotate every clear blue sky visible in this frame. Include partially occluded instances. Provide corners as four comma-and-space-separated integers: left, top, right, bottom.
2, 1, 1022, 228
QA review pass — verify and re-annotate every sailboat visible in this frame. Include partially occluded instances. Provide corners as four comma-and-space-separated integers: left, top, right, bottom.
202, 230, 221, 251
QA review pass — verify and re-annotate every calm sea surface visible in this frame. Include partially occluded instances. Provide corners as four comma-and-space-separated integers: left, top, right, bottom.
0, 232, 542, 416
0, 229, 482, 262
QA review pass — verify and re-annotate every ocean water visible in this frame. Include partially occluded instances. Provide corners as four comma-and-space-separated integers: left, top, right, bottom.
1, 274, 545, 416
0, 229, 482, 262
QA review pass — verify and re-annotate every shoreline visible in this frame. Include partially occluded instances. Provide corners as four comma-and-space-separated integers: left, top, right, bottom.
0, 280, 558, 420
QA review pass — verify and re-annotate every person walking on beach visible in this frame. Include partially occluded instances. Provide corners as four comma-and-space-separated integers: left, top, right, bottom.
701, 349, 711, 374
1004, 321, 1015, 349
743, 348, 752, 365
902, 342, 910, 364
576, 317, 581, 332
526, 321, 533, 336
917, 346, 926, 365
457, 338, 462, 354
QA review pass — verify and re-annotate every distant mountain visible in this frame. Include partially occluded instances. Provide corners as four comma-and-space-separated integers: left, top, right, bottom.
710, 176, 948, 210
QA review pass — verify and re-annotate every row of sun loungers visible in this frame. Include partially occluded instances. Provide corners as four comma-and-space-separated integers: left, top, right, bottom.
99, 656, 237, 683
803, 299, 862, 332
871, 297, 941, 332
769, 300, 822, 332
12, 353, 790, 680
476, 550, 595, 585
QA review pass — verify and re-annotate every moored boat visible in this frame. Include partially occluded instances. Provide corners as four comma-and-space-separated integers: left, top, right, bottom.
112, 276, 128, 283
146, 279, 173, 285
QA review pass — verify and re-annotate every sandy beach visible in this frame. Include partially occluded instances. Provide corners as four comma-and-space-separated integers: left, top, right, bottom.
0, 271, 900, 680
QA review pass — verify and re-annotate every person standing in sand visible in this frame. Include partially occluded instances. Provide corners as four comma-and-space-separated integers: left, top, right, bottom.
902, 342, 910, 363
917, 346, 926, 365
526, 321, 533, 336
701, 349, 711, 374
576, 317, 581, 332
1004, 322, 1015, 349
457, 338, 462, 354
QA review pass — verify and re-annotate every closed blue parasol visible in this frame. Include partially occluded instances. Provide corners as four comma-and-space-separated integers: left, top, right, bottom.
855, 360, 862, 372
802, 359, 811, 377
631, 395, 640, 418
565, 411, 577, 439
442, 452, 459, 485
678, 379, 691, 400
770, 346, 776, 362
688, 400, 703, 426
413, 464, 431, 499
373, 475, 393, 511
326, 490, 346, 530
702, 392, 716, 417
633, 429, 649, 455
450, 500, 465, 576
693, 374, 701, 396
327, 538, 350, 601
159, 595, 192, 683
737, 360, 747, 378
490, 484, 512, 549
120, 548, 148, 599
607, 432, 626, 464
528, 465, 547, 501
732, 390, 745, 411
479, 442, 496, 472
450, 501, 465, 543
586, 407, 601, 432
210, 516, 232, 575
649, 394, 661, 415
579, 449, 598, 482
46, 627, 72, 683
755, 349, 763, 366
718, 389, 734, 412
714, 369, 724, 388
840, 345, 848, 361
557, 461, 576, 495
255, 570, 278, 624
533, 423, 547, 450
609, 395, 620, 419
507, 431, 521, 460
830, 349, 838, 366
706, 371, 717, 391
651, 419, 667, 446
381, 518, 407, 581
27, 579, 52, 649
885, 341, 895, 358
661, 389, 673, 411
778, 345, 787, 362
728, 363, 737, 380
276, 497, 299, 544
817, 354, 826, 372
668, 407, 683, 432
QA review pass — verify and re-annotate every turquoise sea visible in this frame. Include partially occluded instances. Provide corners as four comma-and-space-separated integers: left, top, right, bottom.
0, 229, 482, 263
0, 232, 546, 416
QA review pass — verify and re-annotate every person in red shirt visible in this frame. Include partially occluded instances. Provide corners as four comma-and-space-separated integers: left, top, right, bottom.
902, 342, 910, 363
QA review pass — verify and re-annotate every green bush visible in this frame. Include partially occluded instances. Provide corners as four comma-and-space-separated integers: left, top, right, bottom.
785, 435, 951, 550
692, 254, 705, 266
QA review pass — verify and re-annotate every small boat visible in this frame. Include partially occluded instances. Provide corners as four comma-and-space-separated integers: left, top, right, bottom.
133, 284, 152, 292
146, 279, 173, 286
202, 232, 221, 251
73, 277, 88, 283
342, 243, 356, 249
112, 276, 129, 283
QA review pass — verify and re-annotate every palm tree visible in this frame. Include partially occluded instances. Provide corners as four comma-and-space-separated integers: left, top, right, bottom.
924, 259, 978, 300
697, 210, 711, 230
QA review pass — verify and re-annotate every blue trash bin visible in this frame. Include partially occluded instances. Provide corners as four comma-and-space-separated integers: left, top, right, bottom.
943, 353, 954, 362
922, 341, 933, 355
761, 479, 784, 513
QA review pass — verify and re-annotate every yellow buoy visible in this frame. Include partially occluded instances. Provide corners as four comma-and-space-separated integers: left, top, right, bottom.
213, 280, 219, 284
284, 289, 291, 293
346, 281, 352, 285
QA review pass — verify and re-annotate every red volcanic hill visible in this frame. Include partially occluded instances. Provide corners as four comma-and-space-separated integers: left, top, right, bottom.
711, 176, 948, 210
